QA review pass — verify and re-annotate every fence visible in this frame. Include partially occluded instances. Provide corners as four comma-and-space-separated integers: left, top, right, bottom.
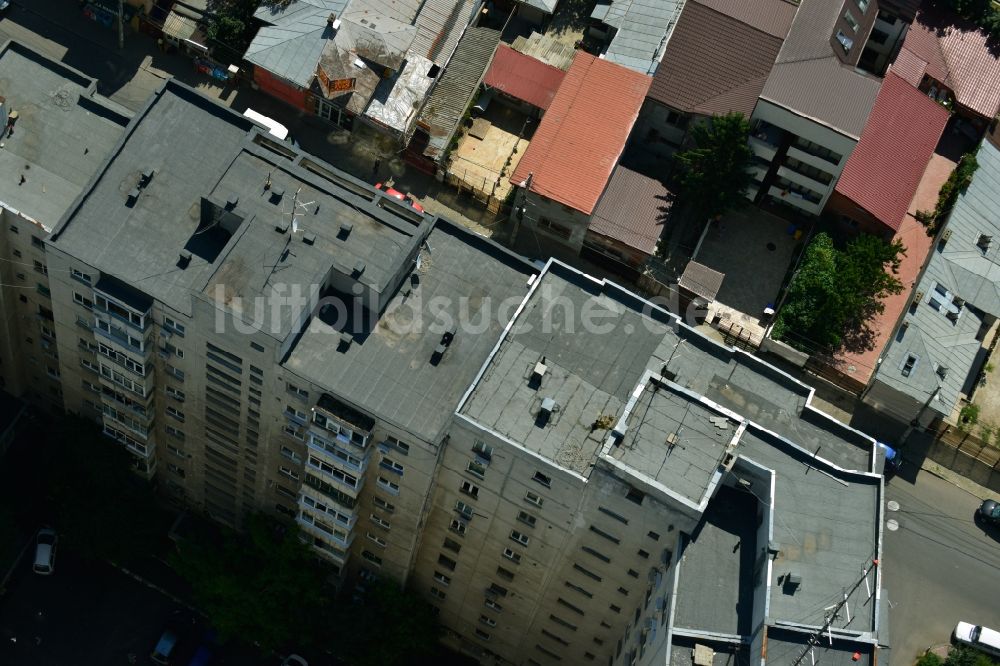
922, 427, 1000, 492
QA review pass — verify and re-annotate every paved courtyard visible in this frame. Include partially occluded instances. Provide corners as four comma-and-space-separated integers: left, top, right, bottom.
692, 207, 800, 343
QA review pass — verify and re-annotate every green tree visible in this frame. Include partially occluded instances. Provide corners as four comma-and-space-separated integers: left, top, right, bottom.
44, 416, 166, 565
204, 0, 263, 63
170, 513, 330, 651
331, 579, 443, 666
773, 232, 905, 353
673, 112, 753, 220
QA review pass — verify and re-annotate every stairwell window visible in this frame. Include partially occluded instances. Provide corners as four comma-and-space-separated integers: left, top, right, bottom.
166, 406, 185, 422
510, 530, 530, 546
502, 548, 521, 564
377, 476, 400, 494
532, 471, 551, 488
525, 491, 544, 507
460, 480, 480, 499
517, 510, 537, 528
433, 571, 451, 586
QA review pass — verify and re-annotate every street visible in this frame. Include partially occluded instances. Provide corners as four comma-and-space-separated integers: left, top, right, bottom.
884, 470, 1000, 665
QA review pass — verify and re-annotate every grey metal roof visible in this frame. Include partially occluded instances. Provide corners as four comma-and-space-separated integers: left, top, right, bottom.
283, 222, 536, 442
363, 53, 436, 135
0, 41, 129, 228
410, 0, 480, 66
246, 1, 343, 87
591, 0, 683, 75
873, 140, 1000, 411
50, 80, 427, 335
417, 26, 500, 160
337, 6, 417, 69
758, 0, 880, 138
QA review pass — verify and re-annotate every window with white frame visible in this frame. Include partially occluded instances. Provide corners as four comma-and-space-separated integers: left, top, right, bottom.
503, 548, 522, 564
377, 476, 400, 493
285, 405, 308, 422
73, 292, 94, 309
455, 500, 474, 520
449, 518, 467, 535
279, 466, 300, 481
373, 496, 396, 513
525, 491, 544, 507
510, 530, 530, 546
479, 615, 497, 628
466, 460, 486, 479
366, 532, 387, 548
166, 425, 185, 440
71, 268, 92, 284
166, 406, 185, 422
165, 386, 185, 401
370, 514, 391, 530
485, 599, 503, 612
385, 435, 410, 455
460, 480, 479, 498
380, 456, 404, 475
433, 571, 452, 586
286, 382, 309, 399
163, 316, 185, 336
517, 510, 537, 528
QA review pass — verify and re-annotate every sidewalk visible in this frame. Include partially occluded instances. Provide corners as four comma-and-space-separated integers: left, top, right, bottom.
918, 459, 995, 501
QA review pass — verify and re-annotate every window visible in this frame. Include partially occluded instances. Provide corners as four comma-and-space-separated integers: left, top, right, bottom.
625, 487, 645, 505
71, 268, 92, 284
73, 292, 94, 309
385, 435, 410, 455
443, 538, 462, 554
627, 568, 639, 578
8, 224, 17, 234
167, 444, 185, 458
564, 581, 593, 598
430, 587, 446, 600
480, 615, 497, 628
901, 354, 918, 377
165, 386, 185, 402
541, 629, 569, 646
593, 638, 604, 646
367, 532, 387, 548
573, 563, 602, 581
15, 273, 24, 281
474, 628, 491, 641
502, 548, 521, 564
466, 460, 487, 479
472, 440, 493, 461
598, 506, 628, 524
842, 9, 859, 31
855, 0, 869, 12
33, 260, 47, 275
285, 405, 307, 422
647, 531, 660, 541
532, 471, 551, 488
485, 599, 503, 612
438, 554, 457, 571
433, 571, 451, 586
166, 406, 185, 422
525, 491, 544, 507
361, 550, 383, 566
557, 597, 585, 615
31, 235, 45, 250
496, 566, 514, 581
286, 382, 309, 399
380, 456, 404, 475
550, 615, 578, 631
377, 476, 400, 494
163, 316, 185, 336
167, 463, 186, 478
460, 480, 480, 498
517, 510, 537, 528
835, 29, 853, 52
373, 496, 396, 513
370, 514, 391, 530
582, 546, 610, 563
609, 604, 622, 613
589, 525, 620, 544
449, 519, 467, 535
510, 530, 530, 546
455, 500, 474, 520
488, 583, 508, 597
617, 586, 629, 596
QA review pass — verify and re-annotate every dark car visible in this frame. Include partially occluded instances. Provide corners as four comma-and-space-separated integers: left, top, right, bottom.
977, 499, 1000, 525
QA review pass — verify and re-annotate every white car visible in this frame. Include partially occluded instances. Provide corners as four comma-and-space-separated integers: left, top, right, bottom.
955, 621, 1000, 658
33, 528, 57, 575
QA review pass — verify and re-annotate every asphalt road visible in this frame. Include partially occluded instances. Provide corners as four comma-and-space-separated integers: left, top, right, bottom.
884, 471, 1000, 665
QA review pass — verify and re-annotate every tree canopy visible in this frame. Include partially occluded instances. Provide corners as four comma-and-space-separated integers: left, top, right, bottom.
204, 0, 262, 63
673, 112, 754, 220
772, 232, 905, 353
43, 417, 168, 565
938, 0, 1000, 39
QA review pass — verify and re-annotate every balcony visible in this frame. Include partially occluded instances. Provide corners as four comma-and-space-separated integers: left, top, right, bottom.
297, 512, 354, 548
789, 139, 841, 167
777, 165, 830, 194
767, 185, 823, 215
94, 320, 150, 358
307, 434, 369, 474
305, 456, 364, 498
748, 121, 784, 161
299, 490, 357, 530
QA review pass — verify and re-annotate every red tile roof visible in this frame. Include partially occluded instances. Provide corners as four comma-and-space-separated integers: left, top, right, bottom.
483, 44, 566, 111
588, 165, 671, 255
509, 52, 651, 215
834, 72, 949, 232
900, 6, 1000, 118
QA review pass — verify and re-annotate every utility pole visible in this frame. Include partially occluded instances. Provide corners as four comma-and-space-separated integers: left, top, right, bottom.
790, 559, 878, 666
118, 0, 125, 50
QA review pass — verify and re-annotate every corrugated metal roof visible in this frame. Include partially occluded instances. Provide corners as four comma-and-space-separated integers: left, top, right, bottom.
246, 0, 348, 87
509, 31, 576, 70
679, 260, 725, 301
364, 53, 436, 134
510, 52, 651, 215
759, 0, 880, 138
588, 165, 670, 255
901, 6, 1000, 119
483, 44, 566, 110
693, 0, 796, 39
834, 72, 949, 232
417, 26, 501, 160
875, 141, 1000, 410
593, 0, 684, 75
410, 0, 480, 67
647, 0, 785, 118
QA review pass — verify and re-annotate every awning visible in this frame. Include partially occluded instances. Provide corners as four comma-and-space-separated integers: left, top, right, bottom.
163, 10, 200, 42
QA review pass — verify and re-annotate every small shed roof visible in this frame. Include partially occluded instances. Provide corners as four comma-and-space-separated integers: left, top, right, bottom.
483, 45, 566, 111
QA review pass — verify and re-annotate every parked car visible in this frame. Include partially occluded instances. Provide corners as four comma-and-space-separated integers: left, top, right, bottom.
375, 182, 425, 213
955, 621, 1000, 658
977, 498, 1000, 525
32, 528, 57, 575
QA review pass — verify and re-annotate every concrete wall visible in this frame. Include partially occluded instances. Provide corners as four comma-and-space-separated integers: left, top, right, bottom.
632, 99, 691, 161
513, 188, 594, 254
